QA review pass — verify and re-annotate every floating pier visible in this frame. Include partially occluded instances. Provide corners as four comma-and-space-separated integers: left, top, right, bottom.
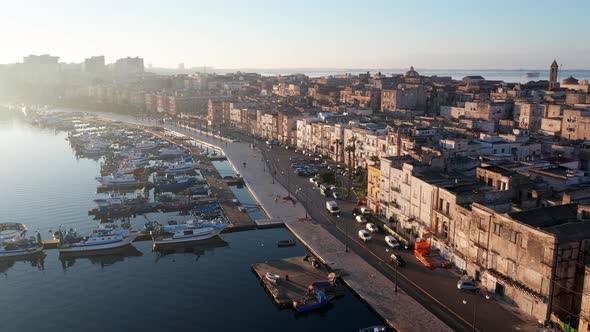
251, 256, 343, 308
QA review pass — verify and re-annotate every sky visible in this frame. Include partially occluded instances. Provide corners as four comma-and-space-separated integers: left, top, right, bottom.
1, 0, 589, 69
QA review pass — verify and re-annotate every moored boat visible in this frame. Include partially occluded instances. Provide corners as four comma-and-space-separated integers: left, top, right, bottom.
0, 223, 44, 258
292, 290, 331, 312
56, 223, 140, 253
149, 219, 228, 248
95, 174, 141, 187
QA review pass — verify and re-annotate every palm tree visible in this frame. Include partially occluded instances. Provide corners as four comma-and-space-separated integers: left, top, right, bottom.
348, 134, 358, 170
334, 138, 341, 163
345, 145, 355, 169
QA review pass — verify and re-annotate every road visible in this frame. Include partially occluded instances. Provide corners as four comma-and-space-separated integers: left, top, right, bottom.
241, 132, 537, 332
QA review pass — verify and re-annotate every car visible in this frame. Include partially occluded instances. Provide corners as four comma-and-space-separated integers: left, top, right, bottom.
361, 207, 373, 215
309, 177, 318, 184
366, 223, 378, 233
331, 191, 342, 199
319, 162, 328, 168
320, 188, 332, 196
352, 207, 361, 216
355, 215, 367, 223
291, 162, 301, 168
319, 183, 332, 191
457, 278, 480, 292
390, 254, 406, 267
358, 230, 372, 242
385, 235, 400, 249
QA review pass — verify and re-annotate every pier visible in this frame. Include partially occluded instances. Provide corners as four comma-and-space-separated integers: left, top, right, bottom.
251, 256, 343, 308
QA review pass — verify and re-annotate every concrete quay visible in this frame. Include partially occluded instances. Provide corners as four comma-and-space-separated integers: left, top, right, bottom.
158, 124, 452, 332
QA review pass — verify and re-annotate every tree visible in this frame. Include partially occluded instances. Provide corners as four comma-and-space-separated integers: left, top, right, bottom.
319, 171, 336, 185
369, 155, 380, 164
334, 138, 341, 163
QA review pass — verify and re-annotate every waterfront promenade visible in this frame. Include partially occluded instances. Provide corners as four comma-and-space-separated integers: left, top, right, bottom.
159, 124, 453, 331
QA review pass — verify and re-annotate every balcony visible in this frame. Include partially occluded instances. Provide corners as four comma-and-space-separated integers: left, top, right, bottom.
391, 186, 401, 193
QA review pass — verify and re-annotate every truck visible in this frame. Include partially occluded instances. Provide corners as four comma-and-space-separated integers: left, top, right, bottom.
414, 240, 448, 270
325, 201, 340, 216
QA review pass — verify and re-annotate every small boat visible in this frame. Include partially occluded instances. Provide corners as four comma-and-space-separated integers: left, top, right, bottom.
155, 175, 197, 191
292, 290, 331, 312
95, 174, 140, 187
265, 272, 281, 283
135, 141, 159, 151
0, 223, 44, 258
149, 219, 228, 248
165, 161, 197, 173
277, 239, 296, 247
56, 223, 140, 252
358, 326, 387, 332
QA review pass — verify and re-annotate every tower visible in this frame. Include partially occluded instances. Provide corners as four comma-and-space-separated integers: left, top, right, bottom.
549, 60, 559, 89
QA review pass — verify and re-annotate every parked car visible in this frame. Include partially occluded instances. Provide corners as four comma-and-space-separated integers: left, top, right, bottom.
331, 191, 342, 199
390, 254, 406, 267
385, 235, 400, 249
320, 188, 331, 196
352, 207, 361, 216
291, 162, 301, 168
366, 223, 378, 233
358, 230, 372, 242
309, 177, 319, 185
355, 215, 367, 223
360, 207, 373, 215
457, 278, 480, 292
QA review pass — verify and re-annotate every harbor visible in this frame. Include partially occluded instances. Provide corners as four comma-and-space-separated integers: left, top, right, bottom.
0, 108, 387, 332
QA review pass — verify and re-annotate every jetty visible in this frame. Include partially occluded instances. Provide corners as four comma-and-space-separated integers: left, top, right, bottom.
252, 256, 343, 308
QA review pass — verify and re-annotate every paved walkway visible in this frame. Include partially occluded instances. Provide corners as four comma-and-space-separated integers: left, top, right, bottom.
159, 125, 452, 332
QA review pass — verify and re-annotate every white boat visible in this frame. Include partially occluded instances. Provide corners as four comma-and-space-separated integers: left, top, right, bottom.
150, 219, 228, 247
135, 141, 159, 151
95, 174, 139, 187
0, 223, 44, 258
165, 161, 197, 173
57, 224, 140, 253
159, 148, 184, 158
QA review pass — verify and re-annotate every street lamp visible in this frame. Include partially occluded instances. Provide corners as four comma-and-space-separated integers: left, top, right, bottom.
463, 295, 490, 332
296, 188, 308, 219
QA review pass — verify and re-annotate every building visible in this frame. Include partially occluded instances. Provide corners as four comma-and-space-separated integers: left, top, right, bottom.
83, 56, 105, 73
381, 87, 427, 112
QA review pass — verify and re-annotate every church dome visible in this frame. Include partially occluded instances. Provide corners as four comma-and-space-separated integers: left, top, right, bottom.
404, 66, 419, 78
562, 76, 579, 85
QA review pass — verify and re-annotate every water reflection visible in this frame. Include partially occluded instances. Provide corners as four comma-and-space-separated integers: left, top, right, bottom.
59, 245, 143, 271
154, 237, 228, 261
0, 252, 46, 275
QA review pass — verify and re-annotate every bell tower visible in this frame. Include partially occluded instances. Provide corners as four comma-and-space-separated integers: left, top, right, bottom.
549, 60, 559, 89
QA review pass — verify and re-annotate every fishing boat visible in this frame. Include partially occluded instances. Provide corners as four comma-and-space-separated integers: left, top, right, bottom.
56, 223, 140, 253
277, 239, 296, 247
292, 290, 331, 312
165, 161, 197, 173
135, 141, 159, 151
149, 219, 228, 247
0, 223, 44, 258
95, 174, 140, 187
155, 174, 197, 191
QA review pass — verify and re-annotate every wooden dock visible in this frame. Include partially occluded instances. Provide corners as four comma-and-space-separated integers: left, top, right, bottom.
251, 256, 342, 308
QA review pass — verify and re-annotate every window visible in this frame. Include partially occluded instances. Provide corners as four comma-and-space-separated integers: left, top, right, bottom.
507, 260, 516, 277
493, 223, 502, 235
442, 223, 448, 239
509, 230, 518, 244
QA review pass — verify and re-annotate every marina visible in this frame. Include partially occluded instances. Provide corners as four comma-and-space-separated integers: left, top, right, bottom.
0, 108, 387, 332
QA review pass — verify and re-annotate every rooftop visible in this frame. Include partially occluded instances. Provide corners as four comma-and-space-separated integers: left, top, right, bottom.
508, 204, 578, 228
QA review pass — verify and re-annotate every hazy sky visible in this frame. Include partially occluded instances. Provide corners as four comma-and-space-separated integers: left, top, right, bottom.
2, 0, 589, 69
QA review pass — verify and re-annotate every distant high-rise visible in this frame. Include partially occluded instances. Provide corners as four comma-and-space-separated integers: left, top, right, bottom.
114, 56, 144, 75
84, 56, 105, 73
549, 60, 558, 89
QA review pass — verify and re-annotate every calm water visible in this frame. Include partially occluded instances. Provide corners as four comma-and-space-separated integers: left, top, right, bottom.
0, 110, 384, 332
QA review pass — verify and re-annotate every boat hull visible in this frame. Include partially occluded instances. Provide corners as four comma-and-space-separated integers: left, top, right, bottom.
153, 227, 225, 248
0, 245, 44, 259
59, 232, 139, 253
